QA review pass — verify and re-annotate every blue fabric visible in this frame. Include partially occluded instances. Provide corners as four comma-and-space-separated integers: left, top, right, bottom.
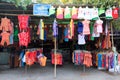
98, 54, 102, 68
77, 21, 83, 33
64, 27, 69, 42
10, 34, 13, 44
19, 51, 25, 67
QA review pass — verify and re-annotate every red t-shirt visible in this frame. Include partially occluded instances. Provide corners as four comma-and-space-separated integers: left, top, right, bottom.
112, 8, 119, 19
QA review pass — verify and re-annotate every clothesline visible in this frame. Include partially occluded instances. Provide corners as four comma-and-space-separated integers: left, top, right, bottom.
0, 13, 111, 19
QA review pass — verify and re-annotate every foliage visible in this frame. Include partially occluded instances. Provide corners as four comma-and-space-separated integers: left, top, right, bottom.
1, 0, 120, 9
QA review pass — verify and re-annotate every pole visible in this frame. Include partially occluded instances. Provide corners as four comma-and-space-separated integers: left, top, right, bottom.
54, 37, 57, 78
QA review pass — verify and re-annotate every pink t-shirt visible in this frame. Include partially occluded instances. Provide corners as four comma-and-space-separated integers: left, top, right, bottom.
95, 19, 103, 33
82, 19, 90, 35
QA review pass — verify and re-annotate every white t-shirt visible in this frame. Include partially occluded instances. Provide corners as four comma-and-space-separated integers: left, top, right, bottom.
78, 7, 85, 19
105, 8, 113, 19
91, 8, 99, 20
92, 23, 100, 37
78, 34, 86, 45
84, 7, 92, 20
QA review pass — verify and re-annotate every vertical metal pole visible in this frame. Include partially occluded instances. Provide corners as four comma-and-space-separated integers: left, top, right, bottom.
54, 37, 57, 78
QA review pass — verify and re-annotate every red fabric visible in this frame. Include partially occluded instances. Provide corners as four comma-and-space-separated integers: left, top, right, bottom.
51, 53, 62, 65
112, 8, 119, 19
18, 15, 29, 31
18, 31, 30, 47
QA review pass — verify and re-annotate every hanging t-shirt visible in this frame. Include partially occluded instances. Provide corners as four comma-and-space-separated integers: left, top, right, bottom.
77, 21, 83, 33
78, 7, 85, 19
105, 8, 113, 19
78, 33, 86, 45
49, 6, 56, 17
56, 6, 64, 19
98, 8, 105, 16
82, 19, 90, 35
72, 6, 78, 19
64, 6, 71, 19
95, 19, 103, 33
92, 8, 99, 20
92, 23, 100, 37
84, 7, 92, 20
112, 7, 119, 19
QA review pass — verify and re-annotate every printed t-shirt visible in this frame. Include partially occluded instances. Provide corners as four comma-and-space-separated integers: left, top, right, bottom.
78, 7, 85, 19
56, 6, 64, 19
105, 8, 113, 19
64, 6, 71, 19
95, 19, 103, 33
92, 8, 99, 20
72, 6, 78, 19
112, 7, 119, 19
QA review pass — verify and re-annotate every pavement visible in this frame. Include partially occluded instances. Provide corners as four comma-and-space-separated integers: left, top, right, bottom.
0, 63, 120, 80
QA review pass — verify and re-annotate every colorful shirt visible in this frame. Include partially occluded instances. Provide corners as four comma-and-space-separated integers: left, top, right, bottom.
105, 8, 113, 19
82, 19, 90, 35
64, 6, 71, 19
112, 7, 119, 19
72, 6, 78, 19
56, 6, 64, 19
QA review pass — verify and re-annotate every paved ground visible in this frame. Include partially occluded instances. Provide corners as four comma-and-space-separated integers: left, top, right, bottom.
0, 63, 120, 80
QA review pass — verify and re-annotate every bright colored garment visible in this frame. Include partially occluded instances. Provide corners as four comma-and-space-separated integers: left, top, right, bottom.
95, 19, 103, 33
77, 21, 83, 33
72, 6, 78, 19
68, 19, 74, 39
105, 8, 113, 19
98, 8, 105, 16
112, 7, 119, 19
18, 15, 29, 31
18, 31, 29, 47
83, 53, 92, 67
37, 19, 44, 40
51, 53, 62, 65
56, 6, 64, 19
1, 32, 10, 46
64, 6, 71, 19
78, 7, 85, 19
82, 19, 90, 35
0, 17, 11, 31
49, 6, 55, 16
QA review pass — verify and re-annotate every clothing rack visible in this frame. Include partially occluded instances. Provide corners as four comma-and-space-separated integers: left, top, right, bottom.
23, 48, 43, 74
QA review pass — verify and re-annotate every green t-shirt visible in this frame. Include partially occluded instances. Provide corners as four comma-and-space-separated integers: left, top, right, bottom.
98, 8, 105, 16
